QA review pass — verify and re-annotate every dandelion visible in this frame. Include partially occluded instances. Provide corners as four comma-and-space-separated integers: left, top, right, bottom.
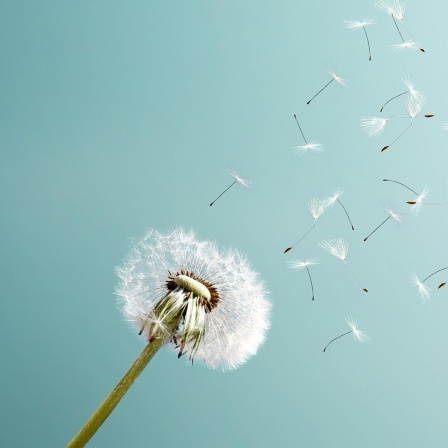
287, 257, 319, 301
364, 206, 404, 241
411, 268, 448, 303
209, 169, 253, 206
323, 316, 370, 352
383, 179, 431, 215
284, 197, 329, 253
306, 67, 349, 105
67, 228, 271, 447
325, 188, 355, 230
391, 40, 419, 51
380, 78, 426, 112
361, 117, 388, 137
292, 114, 324, 154
319, 238, 368, 292
377, 0, 425, 52
344, 18, 376, 61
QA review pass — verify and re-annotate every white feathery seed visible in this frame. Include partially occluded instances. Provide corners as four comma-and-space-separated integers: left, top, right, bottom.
318, 238, 348, 262
361, 117, 388, 137
409, 185, 430, 215
410, 272, 431, 303
377, 0, 405, 21
345, 316, 370, 343
228, 169, 253, 189
391, 40, 419, 51
326, 67, 350, 87
116, 228, 271, 370
287, 257, 319, 270
325, 188, 344, 208
385, 206, 404, 223
308, 197, 329, 221
344, 18, 376, 30
292, 141, 325, 154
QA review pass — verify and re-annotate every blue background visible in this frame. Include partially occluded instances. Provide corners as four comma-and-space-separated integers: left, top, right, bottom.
1, 1, 448, 446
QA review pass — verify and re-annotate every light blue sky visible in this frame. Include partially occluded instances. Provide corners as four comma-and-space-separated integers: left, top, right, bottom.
1, 1, 448, 447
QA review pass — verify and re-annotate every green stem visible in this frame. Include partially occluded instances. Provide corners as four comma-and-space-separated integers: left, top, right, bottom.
67, 338, 164, 448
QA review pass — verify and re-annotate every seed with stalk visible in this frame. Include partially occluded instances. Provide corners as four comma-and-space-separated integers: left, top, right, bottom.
364, 206, 404, 241
292, 114, 324, 154
287, 257, 319, 301
284, 197, 329, 253
344, 18, 376, 61
410, 268, 448, 303
379, 78, 426, 112
383, 179, 433, 215
209, 169, 253, 206
325, 188, 355, 231
67, 228, 271, 447
376, 0, 425, 52
306, 67, 349, 105
323, 316, 370, 352
318, 238, 368, 293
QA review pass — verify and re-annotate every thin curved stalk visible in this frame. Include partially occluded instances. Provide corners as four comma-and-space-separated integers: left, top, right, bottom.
323, 330, 352, 352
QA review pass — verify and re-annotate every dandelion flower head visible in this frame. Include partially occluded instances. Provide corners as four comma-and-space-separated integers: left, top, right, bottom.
344, 18, 376, 30
326, 67, 350, 87
318, 238, 348, 261
410, 271, 431, 303
116, 228, 271, 370
345, 316, 370, 343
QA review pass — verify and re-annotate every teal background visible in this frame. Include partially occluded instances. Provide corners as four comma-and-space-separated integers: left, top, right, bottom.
1, 1, 448, 447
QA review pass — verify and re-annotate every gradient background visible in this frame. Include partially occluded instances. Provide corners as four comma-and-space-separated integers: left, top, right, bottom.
1, 1, 448, 447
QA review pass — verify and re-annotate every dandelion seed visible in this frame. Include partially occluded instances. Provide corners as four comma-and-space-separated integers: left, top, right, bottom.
344, 18, 376, 61
380, 78, 426, 112
319, 238, 368, 292
377, 0, 425, 52
292, 114, 324, 153
323, 316, 370, 352
284, 197, 329, 253
287, 257, 319, 301
325, 188, 355, 230
364, 206, 403, 241
411, 267, 448, 303
306, 67, 349, 105
209, 169, 252, 206
361, 117, 388, 137
391, 40, 419, 51
67, 229, 271, 446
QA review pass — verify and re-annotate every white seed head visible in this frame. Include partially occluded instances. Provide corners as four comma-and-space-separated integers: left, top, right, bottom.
384, 205, 404, 223
391, 40, 419, 51
318, 238, 348, 262
326, 67, 350, 87
325, 188, 344, 208
292, 141, 324, 154
345, 316, 370, 343
410, 271, 431, 303
116, 228, 271, 370
361, 117, 388, 138
227, 169, 253, 189
377, 0, 405, 21
344, 18, 376, 30
287, 257, 319, 270
308, 197, 328, 221
410, 185, 430, 215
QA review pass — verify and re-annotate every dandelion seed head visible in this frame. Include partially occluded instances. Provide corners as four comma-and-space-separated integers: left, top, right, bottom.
344, 18, 376, 30
377, 0, 405, 21
384, 205, 404, 223
410, 185, 430, 215
116, 228, 271, 370
391, 40, 419, 51
287, 257, 319, 270
318, 238, 348, 261
325, 188, 344, 208
361, 117, 388, 138
292, 141, 324, 154
410, 271, 431, 303
326, 67, 350, 87
308, 197, 328, 221
227, 169, 253, 189
345, 316, 370, 343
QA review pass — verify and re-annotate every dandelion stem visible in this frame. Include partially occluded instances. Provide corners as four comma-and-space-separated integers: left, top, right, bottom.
284, 224, 315, 253
345, 262, 368, 292
337, 199, 355, 230
67, 338, 164, 448
306, 266, 315, 301
293, 114, 308, 144
381, 122, 413, 152
422, 267, 448, 283
383, 179, 419, 196
364, 215, 391, 241
362, 25, 372, 61
307, 78, 334, 105
210, 180, 238, 206
323, 330, 352, 352
392, 14, 405, 43
380, 90, 408, 112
